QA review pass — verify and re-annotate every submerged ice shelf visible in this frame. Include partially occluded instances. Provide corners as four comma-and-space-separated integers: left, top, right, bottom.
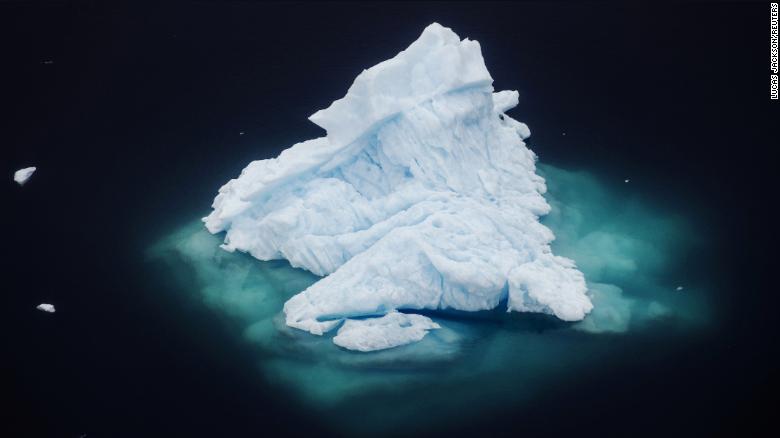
204, 23, 592, 351
149, 161, 707, 410
333, 311, 442, 352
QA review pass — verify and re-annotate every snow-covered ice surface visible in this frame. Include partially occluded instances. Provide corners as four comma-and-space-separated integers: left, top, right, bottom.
204, 23, 591, 350
36, 303, 55, 313
14, 167, 36, 185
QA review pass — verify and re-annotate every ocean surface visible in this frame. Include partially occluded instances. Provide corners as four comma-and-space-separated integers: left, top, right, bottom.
2, 3, 775, 437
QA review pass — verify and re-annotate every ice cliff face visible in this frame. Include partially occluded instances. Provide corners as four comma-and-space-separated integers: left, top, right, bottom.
204, 23, 592, 351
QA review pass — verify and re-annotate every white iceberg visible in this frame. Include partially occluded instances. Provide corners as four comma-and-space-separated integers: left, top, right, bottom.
14, 167, 36, 185
204, 23, 592, 351
333, 311, 441, 352
36, 303, 55, 313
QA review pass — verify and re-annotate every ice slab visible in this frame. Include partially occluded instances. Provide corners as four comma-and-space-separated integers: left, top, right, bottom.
333, 311, 441, 352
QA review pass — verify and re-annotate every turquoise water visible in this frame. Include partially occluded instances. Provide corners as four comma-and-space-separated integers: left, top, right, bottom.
146, 164, 711, 436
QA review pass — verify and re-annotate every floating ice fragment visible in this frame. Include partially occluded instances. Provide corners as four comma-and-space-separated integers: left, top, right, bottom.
239, 131, 245, 135
14, 167, 36, 185
676, 286, 684, 291
624, 179, 630, 183
332, 311, 441, 352
41, 60, 54, 65
36, 303, 55, 313
205, 23, 592, 351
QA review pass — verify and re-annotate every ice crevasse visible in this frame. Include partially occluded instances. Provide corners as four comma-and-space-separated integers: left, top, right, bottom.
204, 23, 592, 352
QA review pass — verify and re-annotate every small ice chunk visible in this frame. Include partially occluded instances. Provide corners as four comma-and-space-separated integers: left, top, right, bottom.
36, 303, 55, 313
624, 179, 630, 183
676, 286, 684, 291
333, 311, 441, 352
14, 167, 36, 185
239, 131, 245, 136
41, 60, 54, 65
562, 132, 566, 136
573, 283, 631, 333
219, 243, 236, 253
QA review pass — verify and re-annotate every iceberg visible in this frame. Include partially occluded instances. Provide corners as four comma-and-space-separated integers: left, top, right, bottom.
14, 167, 36, 185
204, 23, 592, 351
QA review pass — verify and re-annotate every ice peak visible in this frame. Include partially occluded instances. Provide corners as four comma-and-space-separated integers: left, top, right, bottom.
308, 22, 494, 147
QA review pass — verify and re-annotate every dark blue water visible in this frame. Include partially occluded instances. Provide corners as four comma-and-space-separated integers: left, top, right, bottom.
2, 3, 775, 437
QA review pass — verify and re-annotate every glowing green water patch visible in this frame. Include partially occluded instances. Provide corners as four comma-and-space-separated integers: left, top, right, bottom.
146, 165, 711, 435
538, 164, 710, 333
